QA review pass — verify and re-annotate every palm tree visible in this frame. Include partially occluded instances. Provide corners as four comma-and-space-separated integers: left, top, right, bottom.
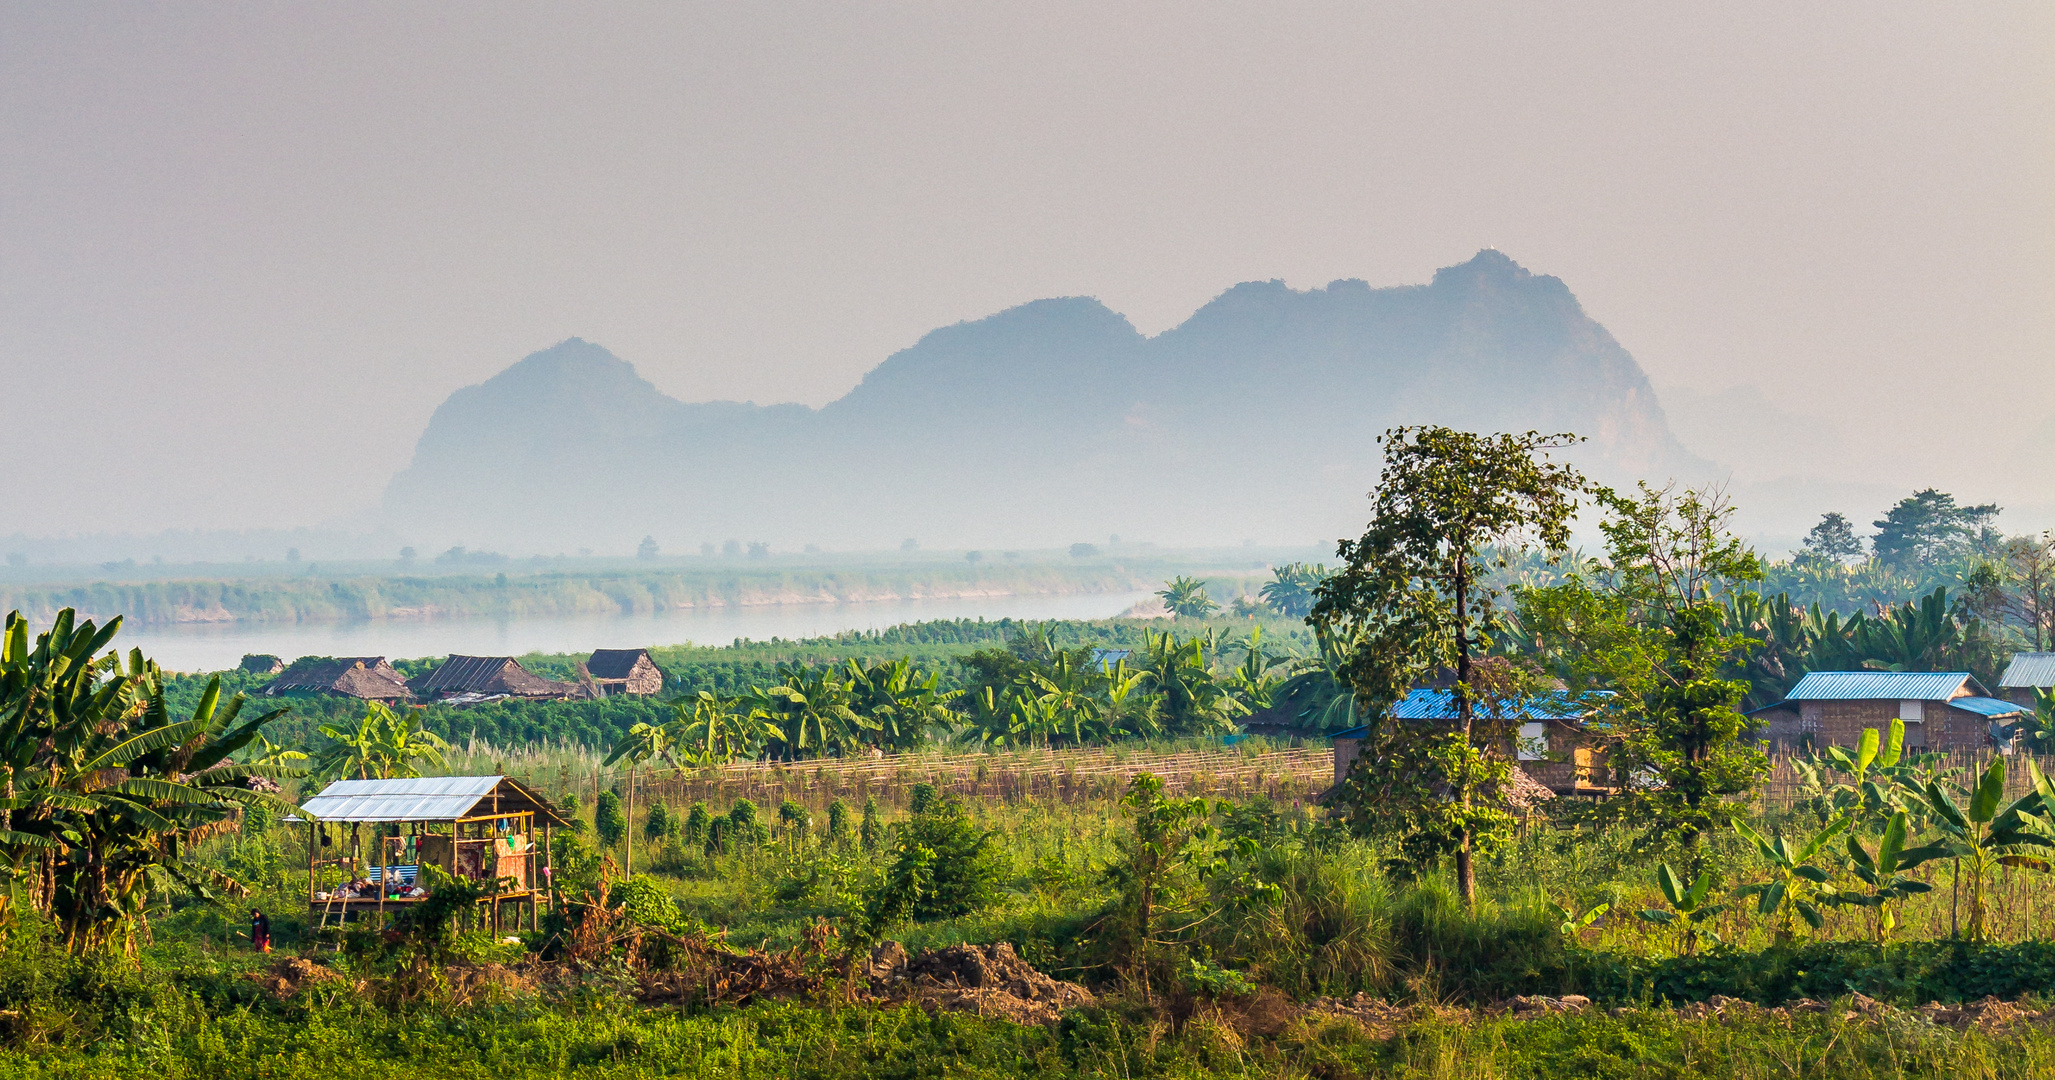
1102, 660, 1162, 739
954, 686, 1026, 749
1267, 624, 1368, 733
605, 720, 687, 874
1226, 627, 1288, 712
673, 690, 782, 766
0, 609, 297, 953
1157, 577, 1220, 619
1258, 563, 1329, 618
1135, 630, 1246, 735
750, 664, 873, 759
845, 658, 961, 751
310, 701, 450, 781
1025, 652, 1107, 746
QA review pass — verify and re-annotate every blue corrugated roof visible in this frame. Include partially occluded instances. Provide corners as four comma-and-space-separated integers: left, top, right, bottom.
1786, 671, 1976, 701
1391, 687, 1608, 721
2000, 653, 2055, 689
1950, 696, 2027, 718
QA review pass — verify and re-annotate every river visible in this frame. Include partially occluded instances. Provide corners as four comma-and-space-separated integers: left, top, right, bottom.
122, 590, 1156, 672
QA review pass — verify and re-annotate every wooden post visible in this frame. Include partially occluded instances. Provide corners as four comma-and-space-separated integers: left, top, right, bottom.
625, 766, 634, 876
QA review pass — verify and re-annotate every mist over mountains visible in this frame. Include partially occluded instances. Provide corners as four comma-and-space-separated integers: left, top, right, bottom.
381, 251, 1708, 554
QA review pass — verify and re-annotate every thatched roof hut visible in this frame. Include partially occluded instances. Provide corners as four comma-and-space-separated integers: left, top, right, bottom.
583, 648, 664, 696
264, 657, 413, 702
411, 655, 580, 702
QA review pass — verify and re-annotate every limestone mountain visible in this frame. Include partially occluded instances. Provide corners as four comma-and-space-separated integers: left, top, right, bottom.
381, 251, 1705, 551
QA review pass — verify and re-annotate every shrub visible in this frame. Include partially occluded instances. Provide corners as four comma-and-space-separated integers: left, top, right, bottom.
683, 802, 711, 846
909, 782, 940, 815
729, 798, 762, 842
595, 790, 627, 849
827, 798, 852, 845
893, 796, 1000, 921
779, 799, 811, 841
611, 875, 686, 934
644, 802, 673, 843
861, 795, 882, 852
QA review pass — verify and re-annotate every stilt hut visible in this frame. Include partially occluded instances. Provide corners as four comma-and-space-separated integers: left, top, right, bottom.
297, 775, 569, 936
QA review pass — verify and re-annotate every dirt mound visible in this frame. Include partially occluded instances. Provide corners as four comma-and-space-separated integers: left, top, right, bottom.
246, 956, 351, 999
872, 942, 1095, 1026
635, 924, 837, 1007
1919, 995, 2055, 1033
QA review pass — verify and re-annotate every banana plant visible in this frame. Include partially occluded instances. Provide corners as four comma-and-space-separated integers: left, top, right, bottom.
1733, 816, 1849, 941
1833, 810, 1933, 942
953, 686, 1027, 750
1637, 863, 1726, 955
1913, 757, 2055, 941
1816, 721, 1905, 819
1548, 898, 1610, 940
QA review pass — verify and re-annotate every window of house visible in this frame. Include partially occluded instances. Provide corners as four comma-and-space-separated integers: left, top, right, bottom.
1518, 721, 1547, 761
1900, 700, 1923, 722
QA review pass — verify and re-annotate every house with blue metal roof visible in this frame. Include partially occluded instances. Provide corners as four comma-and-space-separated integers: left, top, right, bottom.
1331, 687, 1616, 796
1755, 671, 2025, 752
1998, 652, 2055, 707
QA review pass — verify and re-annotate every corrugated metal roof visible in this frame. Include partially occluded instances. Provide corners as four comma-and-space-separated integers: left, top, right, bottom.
300, 775, 504, 822
1950, 696, 2028, 718
2000, 653, 2055, 689
1786, 672, 1975, 701
1390, 688, 1609, 721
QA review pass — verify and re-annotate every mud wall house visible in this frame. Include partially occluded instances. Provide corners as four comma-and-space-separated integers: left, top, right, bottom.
1998, 652, 2055, 708
1772, 671, 2026, 753
1330, 688, 1614, 796
410, 655, 581, 703
582, 648, 664, 696
263, 657, 413, 702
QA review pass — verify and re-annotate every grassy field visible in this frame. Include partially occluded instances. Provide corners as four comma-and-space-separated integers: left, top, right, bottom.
15, 763, 2055, 1078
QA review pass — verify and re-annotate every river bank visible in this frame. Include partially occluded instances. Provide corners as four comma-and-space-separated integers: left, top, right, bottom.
0, 560, 1203, 629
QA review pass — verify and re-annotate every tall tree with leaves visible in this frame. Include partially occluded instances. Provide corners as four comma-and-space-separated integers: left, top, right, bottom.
1520, 483, 1768, 870
1314, 426, 1584, 905
2003, 532, 2055, 651
1799, 512, 1863, 565
1871, 489, 2000, 572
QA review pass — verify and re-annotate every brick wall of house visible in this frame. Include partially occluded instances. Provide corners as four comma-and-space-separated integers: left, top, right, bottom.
1797, 699, 1995, 752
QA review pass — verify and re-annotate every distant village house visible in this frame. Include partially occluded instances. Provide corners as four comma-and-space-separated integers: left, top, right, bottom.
1751, 671, 2026, 753
410, 655, 581, 704
263, 657, 413, 702
1331, 687, 1614, 798
581, 648, 665, 696
1998, 652, 2055, 708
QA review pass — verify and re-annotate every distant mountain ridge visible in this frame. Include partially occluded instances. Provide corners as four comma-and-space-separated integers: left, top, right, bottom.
382, 251, 1707, 551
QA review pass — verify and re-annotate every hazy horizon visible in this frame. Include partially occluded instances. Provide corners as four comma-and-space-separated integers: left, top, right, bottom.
4, 4, 2051, 545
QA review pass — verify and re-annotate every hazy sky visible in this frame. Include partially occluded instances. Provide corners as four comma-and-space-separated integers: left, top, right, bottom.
3, 3, 2051, 537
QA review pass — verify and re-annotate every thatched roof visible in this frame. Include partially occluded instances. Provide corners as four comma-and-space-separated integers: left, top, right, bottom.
411, 655, 578, 699
264, 657, 413, 701
586, 648, 653, 680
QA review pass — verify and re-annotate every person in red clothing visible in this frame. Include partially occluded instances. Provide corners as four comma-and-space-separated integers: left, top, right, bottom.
250, 908, 271, 954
